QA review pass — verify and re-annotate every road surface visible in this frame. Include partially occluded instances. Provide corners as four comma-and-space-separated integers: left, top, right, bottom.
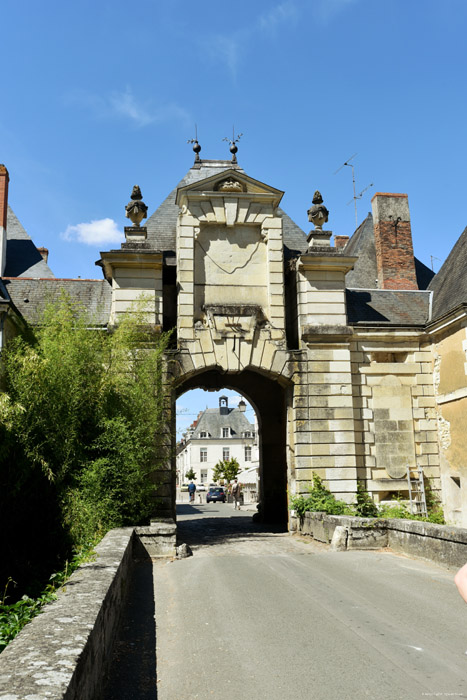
104, 503, 467, 700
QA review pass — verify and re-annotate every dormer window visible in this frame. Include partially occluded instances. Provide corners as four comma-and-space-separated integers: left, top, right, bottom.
222, 427, 229, 438
200, 431, 207, 438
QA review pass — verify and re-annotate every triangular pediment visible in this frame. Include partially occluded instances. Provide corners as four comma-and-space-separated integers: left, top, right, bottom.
176, 169, 284, 207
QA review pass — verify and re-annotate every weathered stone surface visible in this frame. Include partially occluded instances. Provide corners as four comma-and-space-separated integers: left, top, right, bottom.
0, 528, 135, 700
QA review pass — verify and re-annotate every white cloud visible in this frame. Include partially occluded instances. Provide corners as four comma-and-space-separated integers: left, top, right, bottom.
259, 2, 298, 33
64, 87, 190, 128
207, 35, 242, 81
61, 218, 123, 246
314, 0, 359, 23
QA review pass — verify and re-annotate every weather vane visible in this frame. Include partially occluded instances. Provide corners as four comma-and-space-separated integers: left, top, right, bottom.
223, 127, 243, 164
187, 124, 201, 164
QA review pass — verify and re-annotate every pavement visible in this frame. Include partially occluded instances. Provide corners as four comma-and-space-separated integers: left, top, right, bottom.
103, 503, 467, 700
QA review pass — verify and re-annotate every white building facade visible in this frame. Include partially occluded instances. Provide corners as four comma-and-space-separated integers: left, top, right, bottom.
176, 396, 258, 486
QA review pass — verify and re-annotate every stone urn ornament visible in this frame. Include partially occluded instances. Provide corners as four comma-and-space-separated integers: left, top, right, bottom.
125, 185, 148, 227
307, 191, 329, 231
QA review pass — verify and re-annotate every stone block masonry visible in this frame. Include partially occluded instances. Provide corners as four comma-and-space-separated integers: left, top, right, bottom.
0, 523, 176, 700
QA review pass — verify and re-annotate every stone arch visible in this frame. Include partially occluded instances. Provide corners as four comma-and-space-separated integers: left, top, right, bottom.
174, 367, 291, 525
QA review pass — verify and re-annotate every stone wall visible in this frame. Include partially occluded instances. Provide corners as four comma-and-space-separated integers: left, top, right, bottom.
291, 511, 467, 569
0, 522, 176, 700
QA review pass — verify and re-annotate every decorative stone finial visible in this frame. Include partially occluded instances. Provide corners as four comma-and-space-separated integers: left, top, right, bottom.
187, 125, 202, 164
187, 138, 201, 163
223, 129, 243, 164
307, 191, 329, 231
125, 185, 148, 227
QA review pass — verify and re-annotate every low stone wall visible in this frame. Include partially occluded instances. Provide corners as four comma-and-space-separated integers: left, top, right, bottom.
0, 520, 176, 700
290, 511, 467, 569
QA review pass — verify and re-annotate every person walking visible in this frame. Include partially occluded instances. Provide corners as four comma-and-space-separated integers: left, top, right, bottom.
188, 480, 196, 503
232, 479, 241, 510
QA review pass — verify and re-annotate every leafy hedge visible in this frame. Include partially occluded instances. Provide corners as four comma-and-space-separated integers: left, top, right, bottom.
290, 474, 444, 524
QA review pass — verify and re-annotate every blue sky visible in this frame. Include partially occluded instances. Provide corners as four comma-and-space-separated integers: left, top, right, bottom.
2, 0, 467, 431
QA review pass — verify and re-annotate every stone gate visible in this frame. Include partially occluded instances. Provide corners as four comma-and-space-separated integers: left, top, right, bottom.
98, 156, 440, 524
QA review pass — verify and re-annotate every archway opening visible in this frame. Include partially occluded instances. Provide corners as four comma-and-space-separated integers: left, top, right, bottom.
175, 369, 289, 525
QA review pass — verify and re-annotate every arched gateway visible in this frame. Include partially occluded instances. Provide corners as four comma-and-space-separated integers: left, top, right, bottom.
97, 156, 441, 525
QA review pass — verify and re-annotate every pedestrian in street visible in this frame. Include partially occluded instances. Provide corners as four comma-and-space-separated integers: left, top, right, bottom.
455, 562, 467, 602
188, 480, 196, 503
232, 479, 241, 510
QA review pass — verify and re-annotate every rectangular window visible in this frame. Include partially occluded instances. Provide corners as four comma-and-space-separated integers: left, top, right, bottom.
222, 427, 229, 438
201, 469, 208, 483
200, 431, 207, 438
245, 446, 252, 461
200, 448, 207, 462
223, 448, 230, 461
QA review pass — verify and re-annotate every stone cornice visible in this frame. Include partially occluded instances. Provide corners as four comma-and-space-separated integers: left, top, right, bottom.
98, 249, 163, 283
298, 253, 357, 274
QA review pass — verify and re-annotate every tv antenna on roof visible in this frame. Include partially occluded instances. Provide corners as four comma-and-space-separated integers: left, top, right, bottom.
334, 153, 373, 230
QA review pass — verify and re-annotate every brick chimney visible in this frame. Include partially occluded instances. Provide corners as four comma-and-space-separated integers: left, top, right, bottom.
334, 235, 349, 250
0, 164, 9, 276
371, 192, 418, 290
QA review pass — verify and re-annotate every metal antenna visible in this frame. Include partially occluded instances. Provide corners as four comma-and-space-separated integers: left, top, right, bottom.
430, 255, 441, 272
335, 154, 372, 230
347, 182, 374, 208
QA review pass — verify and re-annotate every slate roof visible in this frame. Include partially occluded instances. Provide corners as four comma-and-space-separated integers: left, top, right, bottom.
191, 405, 254, 439
145, 160, 308, 261
3, 278, 112, 326
427, 226, 467, 321
344, 214, 378, 288
346, 289, 431, 325
4, 206, 55, 278
344, 212, 434, 291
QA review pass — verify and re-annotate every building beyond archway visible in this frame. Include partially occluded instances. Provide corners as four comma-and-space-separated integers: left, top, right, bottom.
176, 369, 290, 524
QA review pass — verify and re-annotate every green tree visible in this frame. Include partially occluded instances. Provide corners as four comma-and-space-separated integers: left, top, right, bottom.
212, 457, 241, 484
0, 293, 170, 590
185, 468, 197, 481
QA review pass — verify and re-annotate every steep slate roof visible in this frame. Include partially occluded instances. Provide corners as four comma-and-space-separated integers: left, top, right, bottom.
427, 226, 467, 321
344, 212, 434, 290
191, 406, 254, 439
346, 289, 431, 325
4, 206, 55, 278
145, 160, 308, 261
3, 278, 112, 326
344, 214, 378, 288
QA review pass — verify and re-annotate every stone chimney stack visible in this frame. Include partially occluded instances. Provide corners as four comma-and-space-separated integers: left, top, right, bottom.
371, 192, 418, 290
0, 164, 9, 276
37, 247, 49, 264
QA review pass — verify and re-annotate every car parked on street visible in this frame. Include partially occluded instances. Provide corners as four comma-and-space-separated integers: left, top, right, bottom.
206, 487, 226, 503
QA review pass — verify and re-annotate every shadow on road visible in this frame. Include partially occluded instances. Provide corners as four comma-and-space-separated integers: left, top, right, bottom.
101, 559, 157, 700
176, 504, 287, 549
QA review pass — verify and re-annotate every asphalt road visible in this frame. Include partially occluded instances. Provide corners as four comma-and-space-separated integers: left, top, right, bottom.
153, 504, 467, 700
